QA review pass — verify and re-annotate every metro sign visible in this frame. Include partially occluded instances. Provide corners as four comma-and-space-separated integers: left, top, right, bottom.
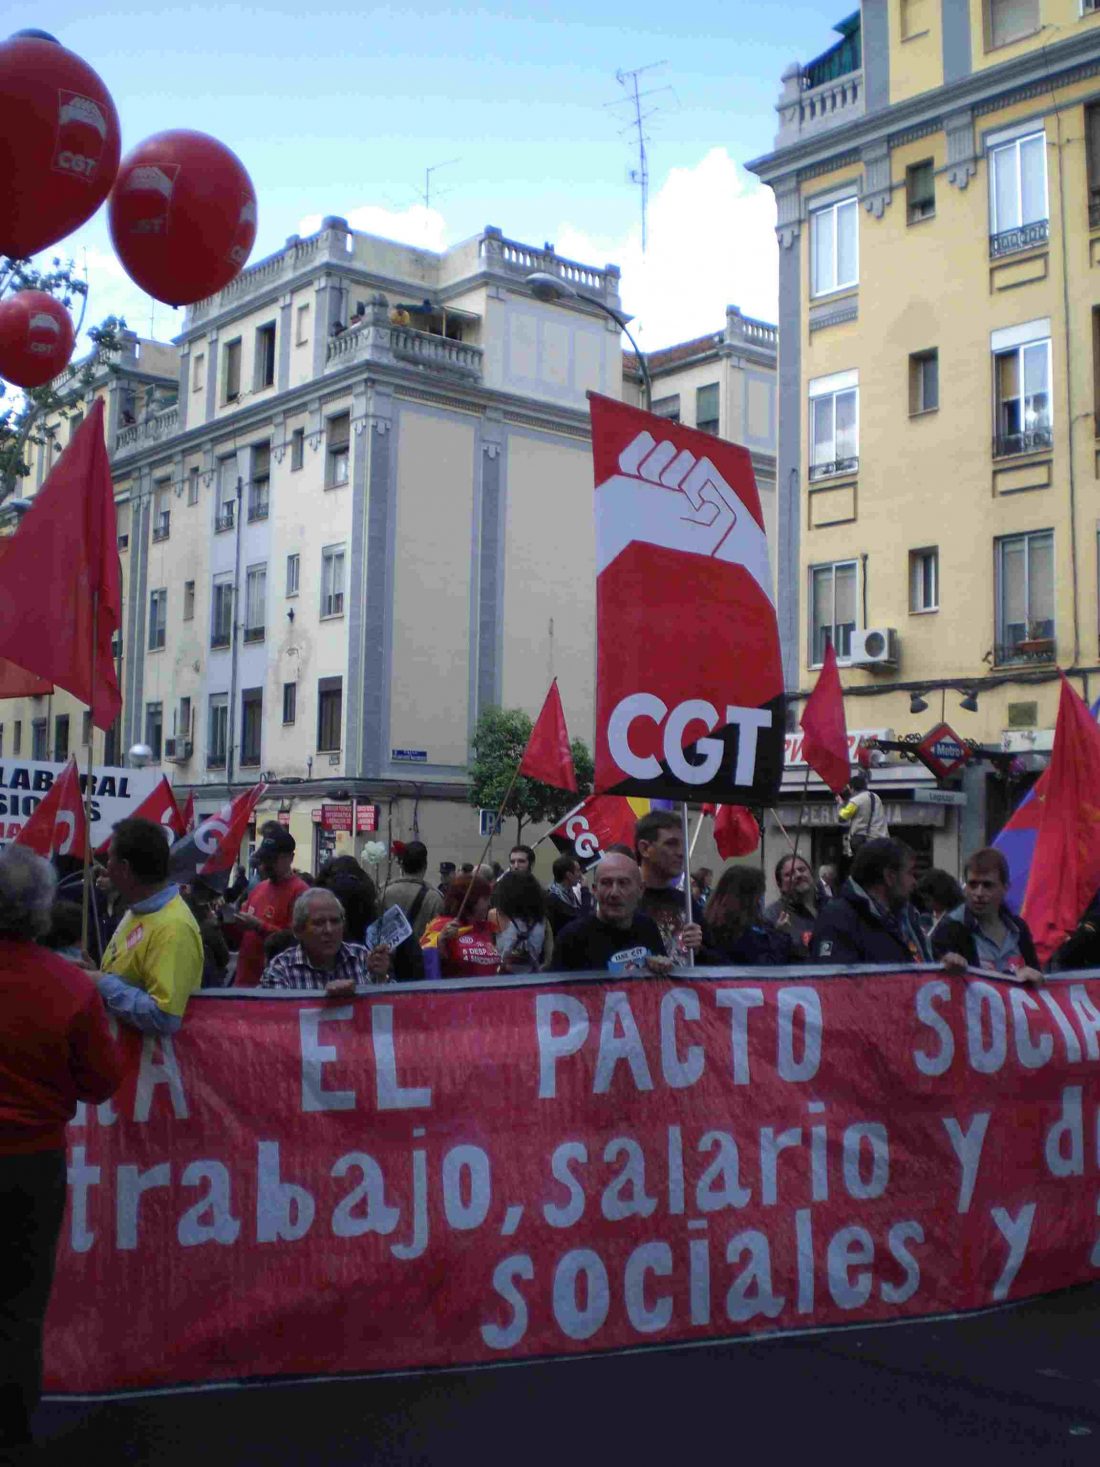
916, 722, 971, 780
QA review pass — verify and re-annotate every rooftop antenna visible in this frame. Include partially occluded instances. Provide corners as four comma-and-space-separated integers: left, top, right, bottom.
414, 159, 460, 246
607, 63, 675, 253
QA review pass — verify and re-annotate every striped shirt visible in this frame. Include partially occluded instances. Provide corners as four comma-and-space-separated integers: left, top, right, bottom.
260, 942, 380, 991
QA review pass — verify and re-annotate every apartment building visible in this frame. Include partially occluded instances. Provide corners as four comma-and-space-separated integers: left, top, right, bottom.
748, 0, 1100, 877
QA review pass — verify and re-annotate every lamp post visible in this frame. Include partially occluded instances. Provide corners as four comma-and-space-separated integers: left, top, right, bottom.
524, 271, 652, 412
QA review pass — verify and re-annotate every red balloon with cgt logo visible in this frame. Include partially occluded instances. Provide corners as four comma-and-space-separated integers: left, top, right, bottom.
108, 130, 257, 306
0, 290, 76, 388
0, 31, 122, 258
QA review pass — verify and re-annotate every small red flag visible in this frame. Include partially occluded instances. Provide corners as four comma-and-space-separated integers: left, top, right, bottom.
799, 641, 850, 795
14, 756, 87, 859
1022, 674, 1100, 962
0, 398, 122, 730
182, 792, 196, 834
713, 804, 760, 859
518, 680, 577, 792
95, 775, 187, 855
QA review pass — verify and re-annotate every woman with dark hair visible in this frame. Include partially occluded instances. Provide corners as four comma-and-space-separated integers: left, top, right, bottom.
315, 855, 423, 981
421, 874, 500, 977
704, 866, 792, 966
915, 868, 964, 938
493, 871, 553, 973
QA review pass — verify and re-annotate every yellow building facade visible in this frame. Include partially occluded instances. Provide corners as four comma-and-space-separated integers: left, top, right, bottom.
750, 0, 1100, 873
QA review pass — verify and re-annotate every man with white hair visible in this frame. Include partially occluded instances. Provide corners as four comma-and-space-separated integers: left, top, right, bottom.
0, 847, 128, 1457
552, 852, 671, 974
260, 887, 394, 995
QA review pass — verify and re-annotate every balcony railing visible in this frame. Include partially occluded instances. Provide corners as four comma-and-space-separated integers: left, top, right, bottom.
247, 498, 269, 523
995, 637, 1056, 666
478, 230, 617, 297
993, 427, 1053, 458
152, 521, 170, 542
243, 626, 265, 643
808, 456, 859, 482
210, 632, 230, 650
215, 507, 235, 533
776, 67, 864, 145
325, 321, 483, 378
989, 219, 1049, 258
114, 403, 179, 456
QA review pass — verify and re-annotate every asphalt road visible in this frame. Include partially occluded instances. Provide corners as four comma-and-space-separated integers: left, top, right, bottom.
35, 1283, 1100, 1466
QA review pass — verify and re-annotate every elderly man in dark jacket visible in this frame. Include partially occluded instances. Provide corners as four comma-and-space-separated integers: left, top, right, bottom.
811, 838, 931, 965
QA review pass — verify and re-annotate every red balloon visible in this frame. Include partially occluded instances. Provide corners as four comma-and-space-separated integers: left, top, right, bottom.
0, 289, 75, 388
108, 130, 257, 306
0, 33, 121, 258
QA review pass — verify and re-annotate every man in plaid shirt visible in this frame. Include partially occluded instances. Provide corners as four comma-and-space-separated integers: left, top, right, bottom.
261, 888, 392, 995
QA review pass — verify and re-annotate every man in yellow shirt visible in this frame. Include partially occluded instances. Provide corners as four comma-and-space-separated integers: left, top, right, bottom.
98, 818, 203, 1035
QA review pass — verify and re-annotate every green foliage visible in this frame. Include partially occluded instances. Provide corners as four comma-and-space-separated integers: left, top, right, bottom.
0, 254, 127, 504
468, 705, 594, 842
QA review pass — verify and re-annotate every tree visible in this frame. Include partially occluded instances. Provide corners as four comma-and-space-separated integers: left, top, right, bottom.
0, 254, 127, 506
468, 705, 594, 844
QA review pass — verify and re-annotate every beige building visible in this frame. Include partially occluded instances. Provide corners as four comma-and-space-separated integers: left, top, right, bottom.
748, 0, 1100, 878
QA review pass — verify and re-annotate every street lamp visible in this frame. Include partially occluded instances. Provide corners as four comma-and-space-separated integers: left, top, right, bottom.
128, 743, 154, 768
524, 271, 652, 412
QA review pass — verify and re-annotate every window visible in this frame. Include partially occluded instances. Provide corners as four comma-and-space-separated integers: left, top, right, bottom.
296, 303, 310, 345
286, 552, 300, 597
317, 677, 343, 752
176, 696, 191, 742
116, 503, 130, 551
187, 465, 200, 505
901, 0, 931, 39
68, 409, 84, 442
1087, 104, 1100, 230
906, 160, 935, 223
909, 349, 939, 414
997, 530, 1054, 662
193, 353, 205, 393
216, 456, 236, 531
810, 196, 858, 296
153, 482, 170, 541
652, 395, 680, 422
211, 577, 233, 649
909, 548, 939, 613
31, 719, 47, 761
81, 711, 92, 746
986, 0, 1039, 49
808, 371, 858, 480
223, 338, 242, 402
282, 681, 297, 724
290, 426, 304, 471
148, 587, 167, 650
207, 694, 228, 768
53, 715, 69, 763
988, 130, 1048, 254
810, 560, 858, 665
993, 327, 1052, 455
326, 413, 350, 487
321, 545, 345, 617
254, 322, 276, 390
244, 564, 267, 642
240, 688, 262, 767
248, 442, 270, 521
696, 383, 720, 436
13, 720, 21, 756
183, 580, 195, 620
144, 703, 163, 762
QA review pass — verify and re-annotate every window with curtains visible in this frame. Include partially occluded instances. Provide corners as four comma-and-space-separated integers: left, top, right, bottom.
244, 564, 266, 642
207, 694, 228, 768
810, 196, 858, 296
148, 588, 167, 650
988, 129, 1047, 255
321, 545, 345, 618
248, 443, 270, 521
909, 548, 939, 613
996, 530, 1054, 664
809, 560, 858, 666
326, 413, 350, 488
994, 335, 1051, 456
809, 372, 859, 480
211, 577, 233, 649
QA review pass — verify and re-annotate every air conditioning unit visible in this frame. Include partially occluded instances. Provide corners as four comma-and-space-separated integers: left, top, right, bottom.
850, 628, 899, 669
163, 737, 193, 763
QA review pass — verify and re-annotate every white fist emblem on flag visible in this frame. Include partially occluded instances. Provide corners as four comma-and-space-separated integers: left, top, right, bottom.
596, 430, 774, 605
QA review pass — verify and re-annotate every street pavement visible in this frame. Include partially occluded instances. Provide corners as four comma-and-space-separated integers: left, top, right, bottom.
38, 1283, 1100, 1465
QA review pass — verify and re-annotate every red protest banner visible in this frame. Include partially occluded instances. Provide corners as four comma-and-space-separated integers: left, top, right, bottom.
47, 972, 1100, 1396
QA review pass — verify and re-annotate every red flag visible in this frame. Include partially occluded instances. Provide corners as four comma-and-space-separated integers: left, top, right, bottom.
713, 804, 760, 859
13, 756, 87, 859
547, 794, 647, 867
95, 775, 186, 855
1022, 674, 1100, 962
0, 399, 121, 730
518, 680, 577, 791
799, 641, 850, 795
167, 783, 267, 890
182, 792, 196, 834
0, 658, 52, 697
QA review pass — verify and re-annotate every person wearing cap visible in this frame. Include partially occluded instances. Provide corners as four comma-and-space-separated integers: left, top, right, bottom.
232, 827, 310, 987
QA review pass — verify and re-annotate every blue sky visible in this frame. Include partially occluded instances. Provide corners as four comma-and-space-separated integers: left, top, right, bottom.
16, 1, 852, 348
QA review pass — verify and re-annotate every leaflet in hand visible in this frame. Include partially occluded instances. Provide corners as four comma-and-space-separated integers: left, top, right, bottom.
366, 904, 413, 953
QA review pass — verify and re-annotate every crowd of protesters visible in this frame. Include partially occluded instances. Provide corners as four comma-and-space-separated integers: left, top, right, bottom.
5, 796, 1100, 1456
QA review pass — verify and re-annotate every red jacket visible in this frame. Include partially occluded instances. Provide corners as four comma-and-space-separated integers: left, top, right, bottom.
235, 874, 311, 987
0, 939, 130, 1154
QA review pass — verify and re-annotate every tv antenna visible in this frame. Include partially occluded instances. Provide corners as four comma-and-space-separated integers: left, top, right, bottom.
416, 158, 460, 213
607, 63, 675, 253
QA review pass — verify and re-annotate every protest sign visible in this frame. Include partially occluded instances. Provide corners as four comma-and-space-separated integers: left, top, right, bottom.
0, 759, 162, 848
47, 970, 1100, 1396
365, 904, 413, 952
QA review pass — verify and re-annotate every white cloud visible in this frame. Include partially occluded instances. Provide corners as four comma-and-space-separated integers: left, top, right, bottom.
299, 202, 447, 253
554, 148, 778, 351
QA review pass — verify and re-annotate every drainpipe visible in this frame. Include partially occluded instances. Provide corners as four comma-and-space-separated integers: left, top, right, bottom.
226, 472, 244, 787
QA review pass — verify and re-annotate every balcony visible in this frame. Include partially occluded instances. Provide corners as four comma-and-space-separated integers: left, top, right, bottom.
993, 427, 1052, 459
478, 230, 618, 299
247, 497, 269, 523
989, 219, 1049, 259
115, 403, 179, 457
809, 456, 859, 482
775, 13, 864, 146
215, 506, 235, 533
996, 635, 1055, 667
325, 318, 483, 379
152, 515, 170, 542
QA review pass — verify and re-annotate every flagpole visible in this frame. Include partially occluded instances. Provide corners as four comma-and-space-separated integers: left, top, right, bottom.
680, 802, 694, 969
769, 807, 798, 853
532, 793, 589, 848
791, 763, 812, 867
688, 809, 706, 859
453, 764, 523, 926
80, 591, 98, 959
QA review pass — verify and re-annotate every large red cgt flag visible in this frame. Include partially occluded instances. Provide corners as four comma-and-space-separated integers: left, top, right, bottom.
518, 679, 577, 792
799, 640, 850, 795
13, 756, 86, 859
1021, 674, 1100, 962
0, 398, 121, 730
590, 395, 784, 805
